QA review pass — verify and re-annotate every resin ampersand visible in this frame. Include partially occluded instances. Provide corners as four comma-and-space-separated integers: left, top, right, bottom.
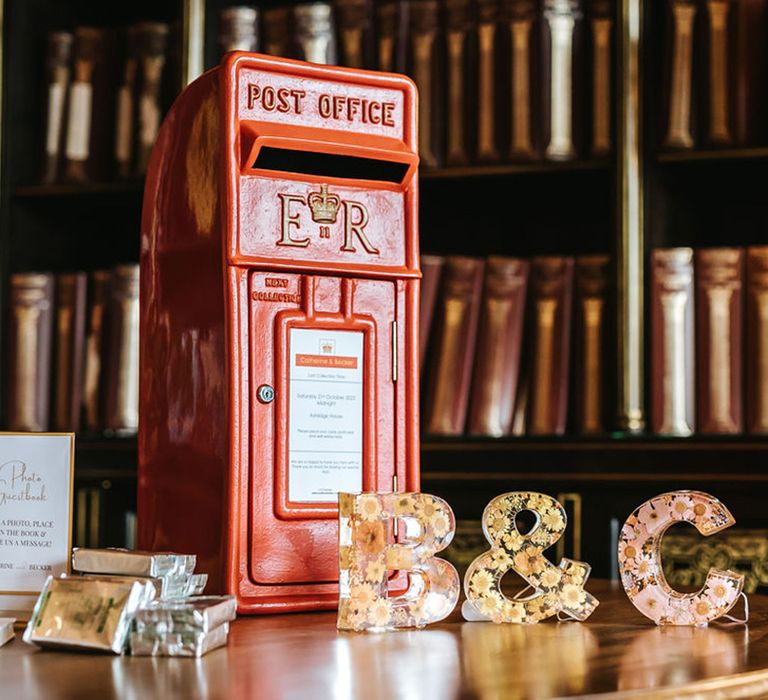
619, 490, 745, 626
337, 492, 460, 631
462, 492, 599, 623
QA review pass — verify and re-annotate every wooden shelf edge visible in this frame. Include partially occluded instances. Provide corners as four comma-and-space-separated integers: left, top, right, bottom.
421, 437, 768, 452
13, 181, 144, 198
420, 159, 612, 180
657, 147, 768, 164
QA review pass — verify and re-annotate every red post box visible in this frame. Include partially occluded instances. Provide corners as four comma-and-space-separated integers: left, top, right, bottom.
138, 53, 420, 613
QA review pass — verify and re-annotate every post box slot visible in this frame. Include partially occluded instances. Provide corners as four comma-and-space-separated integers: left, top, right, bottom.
250, 146, 410, 184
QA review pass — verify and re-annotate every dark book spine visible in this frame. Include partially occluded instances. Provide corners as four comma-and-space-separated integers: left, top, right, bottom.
589, 0, 612, 156
262, 7, 293, 58
704, 0, 733, 145
527, 256, 574, 434
507, 0, 539, 161
294, 3, 338, 64
574, 254, 610, 434
65, 27, 113, 182
409, 0, 442, 168
664, 0, 698, 149
7, 274, 54, 431
424, 256, 485, 435
376, 1, 400, 72
746, 247, 768, 433
695, 248, 743, 434
651, 248, 695, 435
419, 254, 445, 375
733, 0, 767, 145
83, 270, 111, 432
115, 26, 139, 179
136, 23, 169, 176
335, 0, 374, 68
445, 0, 472, 165
476, 0, 501, 162
43, 32, 73, 184
52, 273, 87, 432
468, 256, 529, 436
219, 6, 260, 55
105, 265, 140, 434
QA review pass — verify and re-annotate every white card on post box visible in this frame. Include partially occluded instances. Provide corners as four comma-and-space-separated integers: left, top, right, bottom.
0, 433, 74, 615
288, 328, 364, 503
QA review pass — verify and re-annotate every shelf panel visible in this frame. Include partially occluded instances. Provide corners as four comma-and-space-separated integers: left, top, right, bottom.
13, 181, 144, 198
657, 147, 768, 164
421, 436, 768, 481
420, 159, 612, 180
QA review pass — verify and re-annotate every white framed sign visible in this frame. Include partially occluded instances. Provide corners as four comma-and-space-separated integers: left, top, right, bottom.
0, 433, 74, 616
288, 328, 364, 503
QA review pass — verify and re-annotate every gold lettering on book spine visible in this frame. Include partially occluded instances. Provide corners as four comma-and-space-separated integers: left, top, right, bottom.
582, 297, 604, 433
665, 3, 696, 148
545, 7, 576, 159
707, 0, 731, 143
446, 29, 466, 162
591, 17, 612, 155
510, 19, 534, 157
477, 22, 497, 159
660, 288, 693, 435
756, 290, 768, 432
531, 298, 557, 433
707, 286, 736, 431
414, 31, 437, 167
428, 298, 467, 434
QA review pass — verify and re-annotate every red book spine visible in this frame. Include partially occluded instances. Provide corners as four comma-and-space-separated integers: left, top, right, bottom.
424, 256, 485, 435
527, 256, 574, 435
468, 256, 529, 436
696, 247, 743, 434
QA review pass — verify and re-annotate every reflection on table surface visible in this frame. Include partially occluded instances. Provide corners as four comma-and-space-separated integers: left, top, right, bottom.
2, 581, 768, 699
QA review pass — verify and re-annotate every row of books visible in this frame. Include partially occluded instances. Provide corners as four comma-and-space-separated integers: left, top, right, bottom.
42, 23, 173, 184
5, 266, 139, 435
652, 246, 768, 435
420, 254, 611, 436
219, 0, 614, 166
663, 0, 768, 149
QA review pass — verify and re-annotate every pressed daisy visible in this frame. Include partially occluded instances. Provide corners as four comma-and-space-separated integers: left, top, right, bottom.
365, 559, 386, 582
692, 501, 710, 518
358, 494, 382, 521
541, 509, 564, 531
368, 598, 393, 627
409, 599, 428, 624
514, 548, 545, 575
561, 583, 586, 608
357, 520, 387, 555
618, 539, 640, 564
692, 597, 713, 623
351, 582, 377, 609
470, 569, 495, 596
632, 553, 657, 581
416, 497, 438, 519
636, 501, 671, 535
431, 512, 451, 538
503, 602, 525, 623
632, 584, 670, 623
490, 549, 513, 570
540, 567, 561, 589
487, 511, 509, 538
707, 578, 737, 605
478, 593, 502, 617
386, 547, 413, 571
669, 495, 695, 520
503, 531, 525, 551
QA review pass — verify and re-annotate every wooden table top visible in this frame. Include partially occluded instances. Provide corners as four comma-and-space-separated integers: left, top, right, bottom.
2, 581, 768, 699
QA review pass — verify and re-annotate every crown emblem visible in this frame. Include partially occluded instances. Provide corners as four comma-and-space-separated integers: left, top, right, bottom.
308, 184, 341, 224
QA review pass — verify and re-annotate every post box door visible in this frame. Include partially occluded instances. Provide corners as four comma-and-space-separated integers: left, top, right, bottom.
248, 270, 399, 585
